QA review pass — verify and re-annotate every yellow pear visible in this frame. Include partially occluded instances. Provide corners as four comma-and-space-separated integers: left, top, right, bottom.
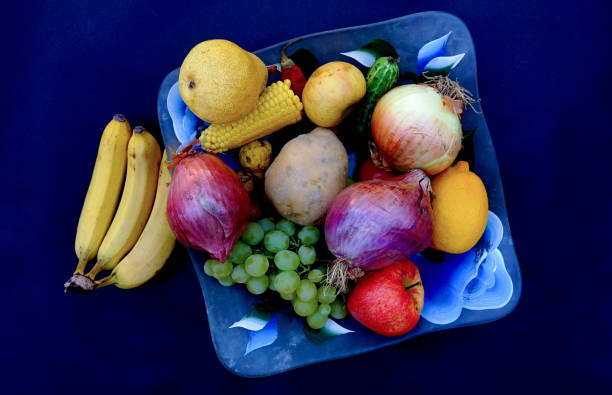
179, 39, 267, 123
302, 61, 366, 127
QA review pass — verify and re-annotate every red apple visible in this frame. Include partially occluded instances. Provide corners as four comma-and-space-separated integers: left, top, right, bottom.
347, 259, 424, 336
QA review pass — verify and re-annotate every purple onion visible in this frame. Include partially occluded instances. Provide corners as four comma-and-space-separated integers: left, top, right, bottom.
167, 152, 250, 262
325, 169, 433, 271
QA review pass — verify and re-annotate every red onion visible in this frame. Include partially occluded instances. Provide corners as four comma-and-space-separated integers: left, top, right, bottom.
371, 84, 462, 175
325, 169, 433, 274
167, 152, 249, 262
358, 158, 401, 181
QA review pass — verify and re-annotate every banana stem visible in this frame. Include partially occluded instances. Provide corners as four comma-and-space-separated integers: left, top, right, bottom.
95, 274, 117, 289
74, 258, 89, 275
85, 261, 105, 279
64, 274, 95, 294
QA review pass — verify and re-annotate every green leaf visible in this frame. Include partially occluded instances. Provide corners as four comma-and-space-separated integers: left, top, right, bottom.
455, 127, 477, 168
462, 127, 477, 141
361, 39, 398, 58
341, 39, 398, 67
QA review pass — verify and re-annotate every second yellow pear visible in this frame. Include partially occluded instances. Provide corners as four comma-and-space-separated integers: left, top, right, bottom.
302, 61, 366, 128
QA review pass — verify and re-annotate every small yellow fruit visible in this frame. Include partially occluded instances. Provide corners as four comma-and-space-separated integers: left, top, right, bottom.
430, 161, 488, 254
239, 140, 272, 178
302, 61, 366, 127
179, 39, 267, 123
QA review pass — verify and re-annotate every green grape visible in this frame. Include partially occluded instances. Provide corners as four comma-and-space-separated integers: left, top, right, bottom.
217, 276, 234, 287
228, 241, 252, 265
306, 311, 328, 329
318, 303, 331, 316
273, 270, 300, 294
274, 250, 300, 271
246, 275, 269, 295
297, 245, 316, 266
293, 298, 318, 317
257, 218, 275, 234
279, 291, 296, 301
268, 272, 278, 291
203, 259, 216, 276
212, 260, 233, 279
330, 299, 347, 319
275, 219, 296, 236
263, 230, 289, 253
307, 268, 324, 283
297, 226, 320, 245
296, 279, 317, 302
231, 264, 250, 284
317, 285, 337, 304
244, 254, 269, 277
240, 222, 265, 245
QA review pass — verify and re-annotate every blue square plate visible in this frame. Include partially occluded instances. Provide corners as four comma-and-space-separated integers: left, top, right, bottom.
157, 11, 521, 377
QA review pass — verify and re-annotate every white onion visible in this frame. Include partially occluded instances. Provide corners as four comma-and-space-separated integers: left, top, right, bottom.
371, 84, 462, 176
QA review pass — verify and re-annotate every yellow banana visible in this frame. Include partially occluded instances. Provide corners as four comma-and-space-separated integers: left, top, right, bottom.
73, 114, 131, 275
96, 150, 176, 289
86, 126, 161, 279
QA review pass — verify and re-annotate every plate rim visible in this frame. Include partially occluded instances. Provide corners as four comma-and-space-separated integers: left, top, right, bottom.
157, 10, 522, 377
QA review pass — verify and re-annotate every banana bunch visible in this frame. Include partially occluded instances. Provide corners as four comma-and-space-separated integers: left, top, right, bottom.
65, 115, 176, 293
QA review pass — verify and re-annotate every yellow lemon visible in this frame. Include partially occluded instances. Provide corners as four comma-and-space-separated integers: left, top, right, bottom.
430, 161, 488, 254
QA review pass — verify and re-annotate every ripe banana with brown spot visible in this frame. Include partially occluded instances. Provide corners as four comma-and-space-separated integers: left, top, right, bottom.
96, 150, 176, 289
73, 114, 131, 275
85, 126, 161, 279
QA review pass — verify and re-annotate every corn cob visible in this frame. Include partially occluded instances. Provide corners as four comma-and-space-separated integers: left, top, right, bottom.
199, 79, 303, 153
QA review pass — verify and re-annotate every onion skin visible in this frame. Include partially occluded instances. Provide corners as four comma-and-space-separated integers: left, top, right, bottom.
358, 158, 400, 181
325, 169, 433, 270
167, 153, 249, 262
371, 84, 462, 176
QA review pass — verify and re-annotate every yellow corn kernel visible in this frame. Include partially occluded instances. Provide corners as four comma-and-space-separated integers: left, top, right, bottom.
199, 80, 303, 153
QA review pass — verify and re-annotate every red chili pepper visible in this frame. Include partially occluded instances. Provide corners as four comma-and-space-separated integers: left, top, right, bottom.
280, 38, 307, 98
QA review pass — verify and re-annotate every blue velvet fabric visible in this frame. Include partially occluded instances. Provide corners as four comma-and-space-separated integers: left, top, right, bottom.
3, 0, 610, 393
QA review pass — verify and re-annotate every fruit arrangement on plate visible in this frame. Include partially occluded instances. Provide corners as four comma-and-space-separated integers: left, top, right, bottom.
66, 13, 518, 370
158, 34, 512, 337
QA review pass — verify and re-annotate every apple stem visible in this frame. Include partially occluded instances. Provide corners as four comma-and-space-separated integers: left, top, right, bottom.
405, 281, 421, 291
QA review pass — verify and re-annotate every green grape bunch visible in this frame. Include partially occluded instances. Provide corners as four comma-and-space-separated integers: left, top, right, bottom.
202, 218, 348, 329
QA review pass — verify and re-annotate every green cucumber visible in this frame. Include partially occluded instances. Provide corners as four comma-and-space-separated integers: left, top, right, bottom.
354, 56, 400, 135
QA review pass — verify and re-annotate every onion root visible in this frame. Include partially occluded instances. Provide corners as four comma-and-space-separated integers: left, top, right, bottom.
326, 258, 364, 294
423, 74, 480, 114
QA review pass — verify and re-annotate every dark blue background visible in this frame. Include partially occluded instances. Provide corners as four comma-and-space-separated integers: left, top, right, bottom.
3, 1, 611, 393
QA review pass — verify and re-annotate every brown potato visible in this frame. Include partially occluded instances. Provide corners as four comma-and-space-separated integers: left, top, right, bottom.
264, 127, 348, 225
